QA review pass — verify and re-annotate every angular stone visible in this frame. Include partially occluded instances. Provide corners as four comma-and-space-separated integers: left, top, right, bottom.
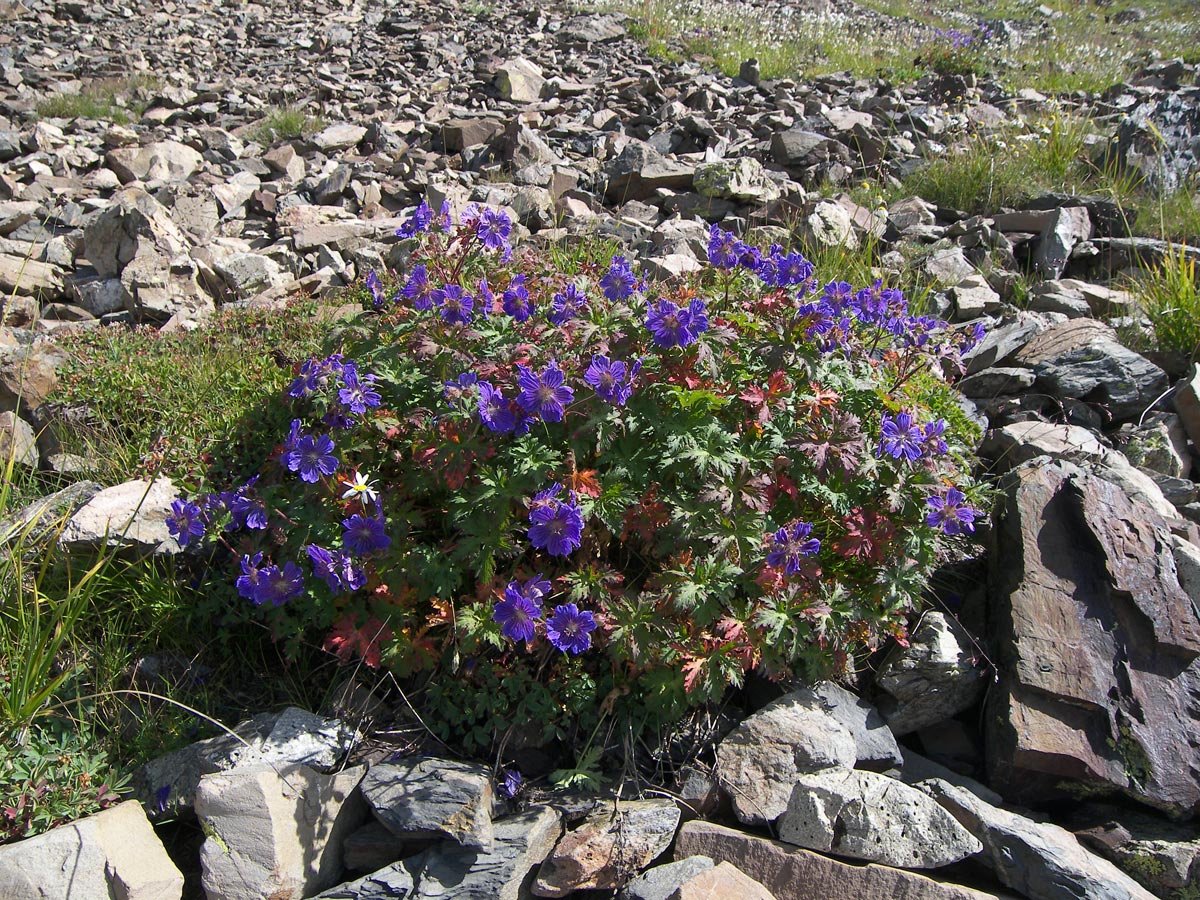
669, 861, 776, 900
264, 144, 307, 182
1072, 803, 1200, 898
214, 252, 289, 300
799, 199, 858, 249
605, 141, 695, 203
1032, 338, 1168, 422
313, 863, 416, 899
0, 409, 36, 469
0, 800, 183, 900
876, 611, 986, 735
0, 253, 65, 298
533, 799, 680, 896
1176, 363, 1200, 453
922, 780, 1157, 900
1123, 418, 1189, 477
987, 458, 1200, 817
675, 820, 1013, 900
620, 856, 715, 900
196, 763, 367, 900
360, 757, 494, 850
771, 129, 846, 168
789, 682, 902, 770
83, 187, 191, 278
923, 246, 975, 282
1035, 205, 1092, 279
950, 275, 1001, 320
106, 140, 203, 183
693, 157, 780, 203
311, 123, 367, 152
495, 58, 546, 103
120, 250, 214, 323
442, 117, 505, 154
715, 689, 857, 825
0, 344, 60, 414
778, 769, 982, 867
962, 312, 1044, 375
957, 366, 1037, 399
69, 274, 125, 316
58, 475, 179, 553
133, 706, 357, 820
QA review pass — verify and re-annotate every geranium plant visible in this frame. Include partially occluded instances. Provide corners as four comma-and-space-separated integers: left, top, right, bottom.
175, 202, 986, 755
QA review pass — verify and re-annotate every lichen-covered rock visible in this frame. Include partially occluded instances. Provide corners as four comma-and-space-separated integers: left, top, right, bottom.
360, 756, 495, 850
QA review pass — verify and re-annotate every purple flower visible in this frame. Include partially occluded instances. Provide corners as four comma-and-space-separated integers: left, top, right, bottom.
527, 485, 584, 557
776, 252, 814, 291
517, 361, 574, 423
432, 284, 473, 325
645, 298, 708, 348
600, 255, 637, 302
923, 419, 948, 456
154, 784, 171, 814
235, 552, 264, 601
822, 280, 854, 310
766, 521, 821, 575
877, 412, 925, 461
365, 269, 386, 308
222, 478, 267, 531
477, 208, 513, 255
444, 372, 479, 400
402, 265, 434, 311
396, 200, 433, 238
707, 224, 743, 268
549, 283, 587, 326
477, 277, 493, 318
498, 768, 523, 799
290, 433, 339, 483
492, 575, 549, 642
338, 362, 381, 415
478, 381, 520, 434
287, 355, 342, 398
343, 510, 391, 555
545, 603, 597, 654
584, 354, 632, 405
502, 274, 533, 322
253, 560, 305, 607
307, 544, 366, 593
926, 487, 978, 536
166, 499, 206, 548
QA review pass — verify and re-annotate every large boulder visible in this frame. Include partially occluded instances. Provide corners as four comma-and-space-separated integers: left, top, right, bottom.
82, 187, 191, 278
58, 476, 180, 553
986, 458, 1200, 817
105, 140, 204, 183
360, 756, 495, 850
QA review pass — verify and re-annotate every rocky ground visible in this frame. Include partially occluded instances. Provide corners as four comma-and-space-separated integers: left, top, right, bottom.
1, 0, 1200, 898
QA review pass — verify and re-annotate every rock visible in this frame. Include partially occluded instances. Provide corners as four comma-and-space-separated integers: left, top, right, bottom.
1032, 338, 1168, 423
957, 366, 1037, 399
533, 799, 681, 896
311, 123, 368, 152
69, 274, 125, 316
442, 117, 506, 154
214, 252, 290, 300
771, 129, 847, 169
675, 820, 1013, 900
0, 344, 59, 413
670, 861, 776, 900
0, 800, 184, 900
410, 805, 562, 900
715, 689, 858, 824
923, 246, 976, 283
950, 275, 1001, 320
196, 762, 367, 900
1175, 363, 1200, 453
106, 140, 204, 183
1071, 802, 1200, 898
1034, 205, 1092, 279
987, 458, 1200, 817
0, 253, 65, 298
132, 706, 357, 820
779, 768, 982, 867
1172, 533, 1200, 602
693, 157, 780, 203
876, 612, 987, 735
922, 779, 1158, 900
264, 144, 307, 182
799, 199, 858, 249
58, 475, 179, 553
120, 249, 214, 323
82, 187, 192, 279
962, 312, 1044, 375
1115, 89, 1200, 192
360, 756, 494, 850
0, 409, 36, 469
495, 58, 546, 103
1123, 418, 1190, 477
620, 856, 715, 900
313, 863, 416, 899
789, 682, 902, 770
605, 141, 695, 203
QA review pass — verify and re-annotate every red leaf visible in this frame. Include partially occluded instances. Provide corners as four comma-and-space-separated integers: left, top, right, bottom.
323, 614, 392, 669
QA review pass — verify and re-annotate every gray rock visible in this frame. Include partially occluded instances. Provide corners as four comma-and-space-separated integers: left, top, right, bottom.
790, 682, 902, 770
132, 706, 357, 820
922, 779, 1158, 900
58, 475, 179, 553
923, 246, 975, 283
69, 274, 125, 316
1123, 418, 1189, 477
83, 187, 192, 279
715, 690, 858, 825
1072, 802, 1200, 898
558, 13, 627, 43
605, 141, 695, 202
950, 275, 1001, 320
0, 253, 65, 298
962, 312, 1044, 375
799, 199, 858, 249
0, 800, 184, 900
214, 252, 290, 300
106, 139, 204, 183
1032, 338, 1168, 423
957, 366, 1037, 399
533, 799, 680, 896
778, 769, 982, 868
876, 612, 986, 735
314, 863, 416, 899
119, 249, 214, 323
1034, 205, 1092, 279
694, 157, 780, 203
0, 409, 36, 470
196, 763, 367, 900
620, 856, 715, 900
360, 757, 495, 850
311, 123, 368, 152
771, 129, 846, 168
495, 58, 546, 103
1175, 363, 1200, 453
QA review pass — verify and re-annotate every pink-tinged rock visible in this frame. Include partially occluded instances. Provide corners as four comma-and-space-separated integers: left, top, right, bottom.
669, 861, 777, 900
987, 457, 1200, 817
674, 820, 1016, 900
532, 799, 680, 896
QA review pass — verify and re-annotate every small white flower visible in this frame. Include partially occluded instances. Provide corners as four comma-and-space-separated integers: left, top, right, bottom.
341, 471, 378, 503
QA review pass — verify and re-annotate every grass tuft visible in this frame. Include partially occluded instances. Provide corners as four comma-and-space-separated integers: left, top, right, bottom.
36, 75, 159, 124
252, 105, 326, 145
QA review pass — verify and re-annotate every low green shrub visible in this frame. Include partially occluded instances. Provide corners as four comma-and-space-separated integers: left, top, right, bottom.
175, 204, 987, 770
1130, 243, 1200, 361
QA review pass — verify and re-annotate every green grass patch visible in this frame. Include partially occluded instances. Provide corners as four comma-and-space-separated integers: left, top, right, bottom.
1127, 242, 1200, 361
36, 75, 159, 124
51, 299, 332, 491
252, 105, 326, 145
